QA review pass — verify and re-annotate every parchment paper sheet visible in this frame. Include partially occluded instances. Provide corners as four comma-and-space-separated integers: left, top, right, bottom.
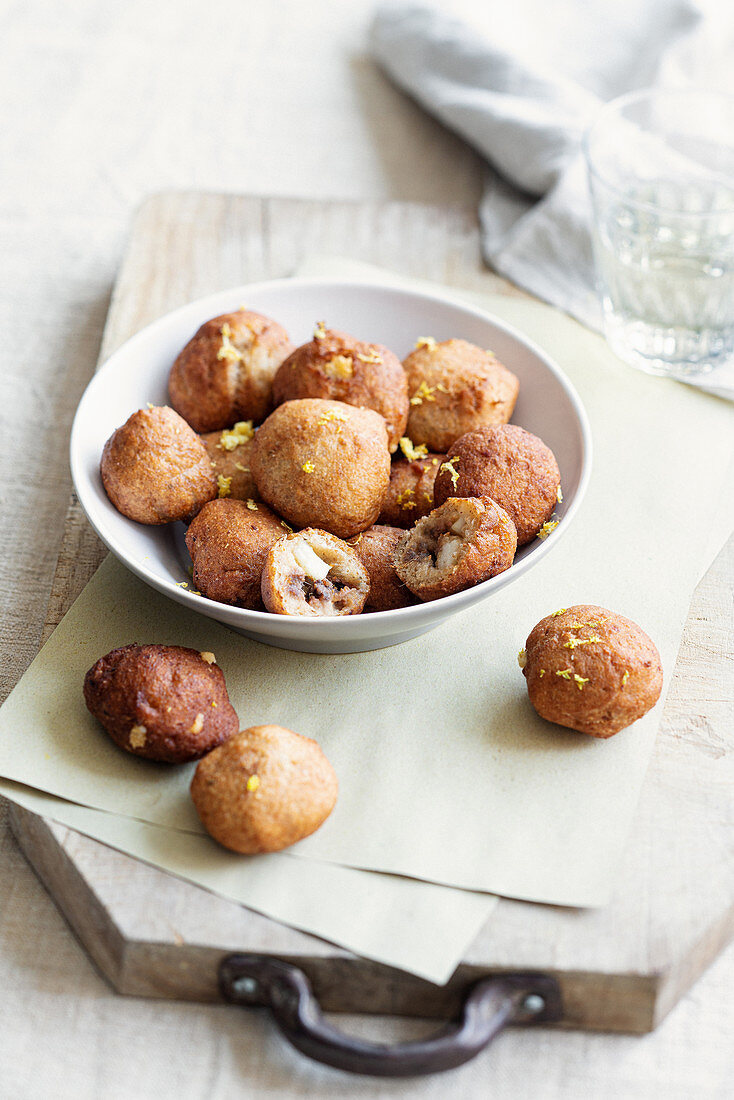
0, 778, 494, 984
1, 274, 731, 912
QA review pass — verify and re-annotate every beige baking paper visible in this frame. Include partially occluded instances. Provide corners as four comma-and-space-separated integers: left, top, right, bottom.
0, 275, 731, 907
0, 777, 495, 984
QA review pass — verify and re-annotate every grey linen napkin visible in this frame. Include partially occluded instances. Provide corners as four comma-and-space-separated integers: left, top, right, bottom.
371, 0, 734, 399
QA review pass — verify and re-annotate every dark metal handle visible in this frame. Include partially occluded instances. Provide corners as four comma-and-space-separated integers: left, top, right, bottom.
219, 954, 562, 1078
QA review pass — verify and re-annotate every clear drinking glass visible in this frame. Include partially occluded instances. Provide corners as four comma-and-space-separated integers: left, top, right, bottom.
584, 89, 734, 377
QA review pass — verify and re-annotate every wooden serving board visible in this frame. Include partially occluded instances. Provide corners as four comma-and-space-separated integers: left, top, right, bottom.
8, 192, 734, 1034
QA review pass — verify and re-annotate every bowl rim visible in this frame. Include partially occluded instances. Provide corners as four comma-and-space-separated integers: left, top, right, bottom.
70, 275, 593, 634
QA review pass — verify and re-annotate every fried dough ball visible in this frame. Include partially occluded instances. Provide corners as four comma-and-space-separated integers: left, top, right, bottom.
83, 644, 238, 763
403, 338, 519, 452
261, 529, 369, 616
100, 406, 217, 525
190, 725, 338, 854
201, 424, 259, 505
169, 309, 293, 432
378, 453, 445, 528
394, 496, 517, 602
251, 399, 391, 539
521, 605, 663, 738
433, 425, 561, 546
272, 328, 409, 452
348, 525, 417, 611
185, 498, 288, 609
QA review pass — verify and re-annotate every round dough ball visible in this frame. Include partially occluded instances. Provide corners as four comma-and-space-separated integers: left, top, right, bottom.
83, 644, 239, 763
273, 327, 408, 452
190, 725, 338, 853
251, 399, 391, 539
433, 425, 560, 546
101, 405, 217, 525
169, 309, 293, 432
378, 453, 444, 528
348, 525, 417, 611
262, 529, 369, 616
521, 605, 663, 738
200, 424, 259, 505
186, 498, 289, 609
394, 496, 517, 602
403, 338, 519, 452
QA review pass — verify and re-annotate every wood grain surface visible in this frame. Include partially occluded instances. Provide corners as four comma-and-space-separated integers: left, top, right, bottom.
9, 192, 734, 1036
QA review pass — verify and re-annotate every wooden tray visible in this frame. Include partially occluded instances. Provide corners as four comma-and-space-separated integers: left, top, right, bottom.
9, 192, 734, 1035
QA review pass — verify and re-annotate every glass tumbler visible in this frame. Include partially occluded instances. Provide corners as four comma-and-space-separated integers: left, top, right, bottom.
584, 89, 734, 377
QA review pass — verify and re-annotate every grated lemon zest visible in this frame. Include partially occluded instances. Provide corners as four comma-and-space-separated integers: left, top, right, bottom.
217, 322, 245, 364
246, 499, 258, 510
217, 475, 232, 498
302, 461, 315, 473
539, 669, 546, 677
574, 674, 590, 690
355, 349, 382, 364
199, 651, 216, 664
313, 320, 326, 339
555, 668, 572, 680
557, 485, 563, 504
537, 519, 559, 540
246, 774, 260, 792
517, 649, 526, 669
414, 336, 437, 351
622, 669, 630, 686
218, 421, 254, 450
410, 380, 436, 405
440, 456, 460, 490
323, 354, 353, 379
397, 488, 416, 509
399, 436, 428, 462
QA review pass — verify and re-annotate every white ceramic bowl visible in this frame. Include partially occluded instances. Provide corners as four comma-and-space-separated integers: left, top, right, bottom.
71, 278, 591, 653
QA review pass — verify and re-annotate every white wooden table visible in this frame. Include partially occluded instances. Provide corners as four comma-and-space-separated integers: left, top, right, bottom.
1, 2, 731, 1096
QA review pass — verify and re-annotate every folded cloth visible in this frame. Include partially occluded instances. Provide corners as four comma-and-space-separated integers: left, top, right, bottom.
371, 0, 734, 398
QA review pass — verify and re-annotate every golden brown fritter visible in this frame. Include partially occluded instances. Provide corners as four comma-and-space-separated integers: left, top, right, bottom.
272, 327, 409, 452
169, 309, 293, 432
190, 724, 338, 853
83, 644, 238, 763
403, 338, 519, 452
251, 399, 391, 539
348, 525, 416, 611
394, 496, 517, 602
261, 529, 369, 616
185, 498, 288, 609
521, 604, 663, 738
200, 424, 259, 505
433, 425, 561, 545
378, 452, 444, 528
100, 405, 217, 525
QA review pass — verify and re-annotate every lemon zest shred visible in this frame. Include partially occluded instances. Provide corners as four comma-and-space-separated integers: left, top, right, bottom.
355, 349, 382, 364
397, 488, 416, 509
246, 499, 258, 510
281, 520, 293, 532
246, 774, 260, 792
557, 485, 563, 504
440, 456, 460, 490
399, 436, 428, 462
218, 421, 254, 450
537, 519, 559, 540
539, 669, 546, 678
313, 320, 326, 339
436, 383, 449, 394
217, 322, 245, 364
302, 461, 315, 473
176, 581, 189, 589
414, 336, 437, 351
555, 668, 572, 680
517, 649, 527, 669
217, 475, 232, 498
410, 380, 436, 406
323, 354, 353, 379
574, 674, 590, 690
622, 669, 630, 686
563, 635, 602, 649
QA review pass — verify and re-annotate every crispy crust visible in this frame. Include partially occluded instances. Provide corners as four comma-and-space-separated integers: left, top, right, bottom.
378, 453, 444, 528
522, 604, 663, 738
185, 498, 288, 609
433, 425, 560, 545
261, 529, 369, 616
200, 431, 259, 504
190, 724, 338, 853
348, 525, 417, 611
403, 339, 519, 453
169, 309, 293, 432
100, 405, 217, 525
394, 496, 517, 602
83, 644, 239, 763
251, 399, 391, 539
272, 329, 408, 452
